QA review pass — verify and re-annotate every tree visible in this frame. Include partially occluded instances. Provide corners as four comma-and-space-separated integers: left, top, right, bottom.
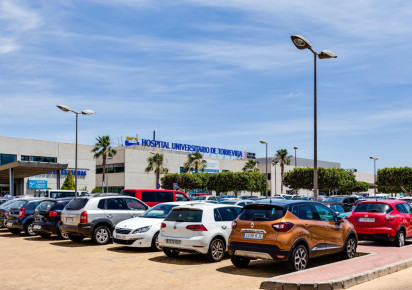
242, 160, 260, 172
61, 171, 75, 190
184, 152, 207, 173
145, 153, 169, 188
272, 149, 292, 194
91, 136, 117, 192
91, 187, 103, 193
377, 167, 412, 195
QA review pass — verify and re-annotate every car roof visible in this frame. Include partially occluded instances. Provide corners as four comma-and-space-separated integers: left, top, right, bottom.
322, 201, 344, 205
173, 203, 242, 210
151, 201, 199, 206
252, 199, 319, 207
358, 199, 405, 204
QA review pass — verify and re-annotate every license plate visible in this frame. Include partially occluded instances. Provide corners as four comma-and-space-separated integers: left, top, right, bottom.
166, 239, 181, 245
66, 217, 74, 223
359, 218, 375, 222
33, 225, 41, 230
116, 234, 127, 240
6, 222, 13, 227
243, 233, 263, 240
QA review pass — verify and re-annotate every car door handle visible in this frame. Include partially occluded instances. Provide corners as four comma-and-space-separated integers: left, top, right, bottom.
106, 214, 113, 218
221, 226, 227, 229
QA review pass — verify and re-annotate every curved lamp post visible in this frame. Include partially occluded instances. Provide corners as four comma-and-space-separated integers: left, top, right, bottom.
57, 105, 95, 197
291, 35, 337, 201
370, 156, 379, 197
260, 140, 268, 198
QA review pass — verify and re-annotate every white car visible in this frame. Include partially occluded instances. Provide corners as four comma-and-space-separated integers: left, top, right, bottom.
113, 201, 195, 250
219, 199, 254, 207
158, 203, 242, 262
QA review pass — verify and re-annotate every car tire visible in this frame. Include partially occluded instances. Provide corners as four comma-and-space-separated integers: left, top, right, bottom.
287, 244, 308, 271
68, 234, 84, 242
206, 238, 225, 262
231, 256, 250, 268
92, 225, 111, 245
40, 233, 52, 238
342, 235, 357, 259
164, 249, 180, 257
151, 232, 162, 251
394, 229, 406, 247
58, 230, 70, 240
9, 228, 22, 234
24, 221, 36, 236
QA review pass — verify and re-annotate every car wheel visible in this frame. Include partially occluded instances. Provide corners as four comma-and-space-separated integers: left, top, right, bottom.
151, 232, 162, 251
68, 234, 84, 242
231, 256, 250, 268
92, 225, 111, 245
40, 233, 52, 238
206, 238, 225, 262
9, 228, 22, 234
58, 230, 70, 240
394, 229, 406, 247
342, 235, 357, 259
164, 249, 180, 257
24, 221, 36, 236
287, 244, 308, 271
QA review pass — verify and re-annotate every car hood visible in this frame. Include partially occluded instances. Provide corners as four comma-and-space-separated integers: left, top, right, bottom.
116, 217, 163, 229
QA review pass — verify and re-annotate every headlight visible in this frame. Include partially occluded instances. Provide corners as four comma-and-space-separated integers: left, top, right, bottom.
132, 226, 151, 234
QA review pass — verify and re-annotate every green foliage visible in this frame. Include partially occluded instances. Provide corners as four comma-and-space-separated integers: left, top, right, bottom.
145, 153, 168, 187
377, 167, 412, 194
61, 171, 75, 190
91, 187, 103, 193
272, 149, 292, 193
92, 135, 117, 193
283, 167, 368, 194
242, 160, 260, 172
183, 152, 207, 173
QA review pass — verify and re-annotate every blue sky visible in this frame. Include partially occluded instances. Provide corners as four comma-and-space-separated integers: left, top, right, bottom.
1, 0, 411, 173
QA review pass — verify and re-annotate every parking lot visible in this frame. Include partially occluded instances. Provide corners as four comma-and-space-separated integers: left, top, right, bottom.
0, 228, 353, 290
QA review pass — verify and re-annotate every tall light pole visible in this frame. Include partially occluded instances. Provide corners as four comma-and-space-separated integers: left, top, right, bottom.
273, 160, 278, 196
370, 156, 379, 197
57, 105, 95, 198
260, 140, 268, 198
291, 35, 337, 201
293, 146, 298, 168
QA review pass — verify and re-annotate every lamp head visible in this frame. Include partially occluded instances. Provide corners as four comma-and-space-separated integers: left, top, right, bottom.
56, 105, 73, 112
318, 49, 337, 59
81, 109, 95, 115
294, 146, 298, 150
259, 140, 267, 144
291, 35, 312, 50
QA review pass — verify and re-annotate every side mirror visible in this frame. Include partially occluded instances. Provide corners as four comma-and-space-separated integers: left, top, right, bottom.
336, 216, 343, 224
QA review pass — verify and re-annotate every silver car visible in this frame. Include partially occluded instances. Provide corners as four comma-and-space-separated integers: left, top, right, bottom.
60, 194, 149, 244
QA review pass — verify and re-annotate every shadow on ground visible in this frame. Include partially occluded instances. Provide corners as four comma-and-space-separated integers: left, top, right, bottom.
107, 246, 154, 254
24, 236, 62, 242
0, 232, 27, 238
149, 252, 223, 266
49, 239, 100, 248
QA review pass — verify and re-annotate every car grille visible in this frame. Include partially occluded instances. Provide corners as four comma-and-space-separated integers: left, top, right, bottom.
115, 228, 132, 234
113, 238, 135, 245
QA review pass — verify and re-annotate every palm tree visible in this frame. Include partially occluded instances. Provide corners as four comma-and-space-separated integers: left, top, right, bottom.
184, 152, 207, 173
272, 149, 292, 194
145, 153, 168, 188
242, 160, 260, 172
92, 136, 117, 193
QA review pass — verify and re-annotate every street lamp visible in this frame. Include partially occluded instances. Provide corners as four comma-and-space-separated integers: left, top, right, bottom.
293, 146, 298, 168
273, 160, 278, 196
260, 140, 268, 198
57, 105, 95, 198
370, 156, 379, 197
291, 35, 337, 201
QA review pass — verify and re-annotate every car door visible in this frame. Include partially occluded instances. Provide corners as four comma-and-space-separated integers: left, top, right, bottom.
104, 198, 131, 225
215, 207, 238, 243
395, 203, 411, 237
296, 204, 326, 256
402, 203, 412, 237
125, 198, 148, 218
313, 203, 344, 253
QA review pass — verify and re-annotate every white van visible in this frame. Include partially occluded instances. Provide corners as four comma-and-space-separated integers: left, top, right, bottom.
34, 190, 88, 198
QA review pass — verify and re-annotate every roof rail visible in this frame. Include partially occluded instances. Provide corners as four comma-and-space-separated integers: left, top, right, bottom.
92, 193, 121, 198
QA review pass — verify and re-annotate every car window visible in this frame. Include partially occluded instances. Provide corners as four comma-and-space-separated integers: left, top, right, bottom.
217, 207, 237, 221
239, 205, 284, 221
156, 192, 174, 202
330, 204, 345, 214
53, 202, 68, 211
354, 203, 392, 213
125, 198, 147, 210
36, 201, 55, 211
291, 205, 299, 217
233, 207, 242, 216
97, 199, 105, 209
238, 202, 245, 207
402, 203, 412, 214
395, 204, 408, 214
214, 209, 223, 222
313, 204, 335, 222
106, 198, 128, 210
165, 209, 203, 222
26, 201, 42, 211
141, 191, 156, 202
298, 204, 319, 220
175, 193, 188, 201
66, 198, 88, 210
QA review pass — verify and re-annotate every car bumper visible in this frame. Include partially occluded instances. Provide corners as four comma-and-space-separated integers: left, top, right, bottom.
33, 222, 58, 235
5, 219, 23, 230
158, 235, 210, 254
112, 232, 153, 248
228, 241, 291, 261
60, 223, 92, 237
355, 226, 397, 241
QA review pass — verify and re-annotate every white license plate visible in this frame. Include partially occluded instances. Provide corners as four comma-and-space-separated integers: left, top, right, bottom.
116, 234, 127, 240
66, 217, 74, 223
33, 225, 41, 230
243, 233, 264, 240
359, 218, 375, 222
6, 222, 13, 227
166, 239, 181, 245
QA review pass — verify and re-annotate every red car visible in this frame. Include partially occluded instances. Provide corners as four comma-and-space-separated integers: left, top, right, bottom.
119, 189, 190, 207
347, 200, 412, 247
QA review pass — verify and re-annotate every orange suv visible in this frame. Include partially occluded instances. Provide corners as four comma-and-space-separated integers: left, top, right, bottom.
228, 200, 357, 271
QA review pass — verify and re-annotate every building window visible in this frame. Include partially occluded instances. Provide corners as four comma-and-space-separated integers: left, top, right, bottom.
0, 154, 17, 165
30, 156, 57, 163
96, 163, 125, 174
21, 155, 30, 161
97, 186, 124, 193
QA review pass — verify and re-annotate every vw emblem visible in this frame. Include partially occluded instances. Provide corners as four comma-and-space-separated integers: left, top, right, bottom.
250, 222, 254, 228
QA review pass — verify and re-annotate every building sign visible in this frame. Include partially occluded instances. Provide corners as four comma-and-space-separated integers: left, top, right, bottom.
28, 179, 48, 189
125, 137, 250, 159
49, 170, 87, 176
246, 152, 256, 159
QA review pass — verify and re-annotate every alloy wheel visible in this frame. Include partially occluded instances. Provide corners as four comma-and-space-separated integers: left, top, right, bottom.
294, 247, 307, 270
61, 232, 69, 240
27, 223, 35, 236
155, 235, 161, 251
211, 239, 224, 261
399, 231, 405, 247
96, 228, 109, 243
346, 238, 356, 258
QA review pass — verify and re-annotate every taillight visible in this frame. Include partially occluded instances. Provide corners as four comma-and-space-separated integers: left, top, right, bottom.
186, 224, 208, 231
49, 211, 58, 217
161, 222, 166, 229
80, 211, 88, 223
18, 208, 25, 218
386, 211, 396, 221
272, 222, 294, 232
231, 220, 238, 229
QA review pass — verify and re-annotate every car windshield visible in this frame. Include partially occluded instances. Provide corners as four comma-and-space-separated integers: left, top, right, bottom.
65, 198, 88, 210
9, 200, 27, 210
36, 201, 56, 212
191, 196, 207, 200
330, 204, 345, 213
141, 204, 177, 219
354, 203, 392, 213
0, 200, 18, 209
220, 201, 237, 205
324, 197, 345, 202
239, 205, 285, 221
164, 208, 202, 222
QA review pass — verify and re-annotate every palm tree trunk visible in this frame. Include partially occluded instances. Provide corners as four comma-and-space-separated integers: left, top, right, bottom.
156, 167, 160, 188
102, 155, 106, 193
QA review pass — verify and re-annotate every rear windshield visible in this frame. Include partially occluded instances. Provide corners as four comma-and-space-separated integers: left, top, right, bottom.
142, 204, 177, 219
324, 197, 345, 202
239, 205, 285, 221
36, 201, 56, 212
354, 203, 392, 213
165, 208, 202, 222
65, 198, 89, 211
192, 196, 206, 200
9, 200, 27, 210
0, 200, 18, 209
220, 201, 237, 205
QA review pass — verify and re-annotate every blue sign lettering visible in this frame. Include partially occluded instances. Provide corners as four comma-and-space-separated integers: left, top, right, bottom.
28, 180, 48, 189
